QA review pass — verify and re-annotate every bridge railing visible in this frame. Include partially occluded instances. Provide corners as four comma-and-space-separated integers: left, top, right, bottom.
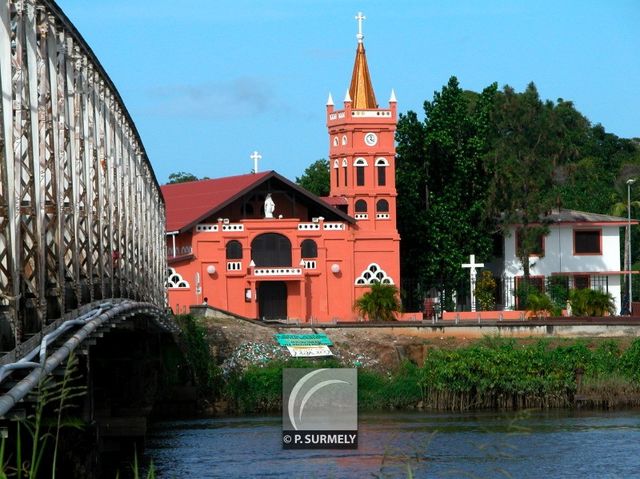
0, 0, 166, 351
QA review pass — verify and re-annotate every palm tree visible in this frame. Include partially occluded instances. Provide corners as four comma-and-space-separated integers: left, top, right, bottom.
354, 282, 401, 321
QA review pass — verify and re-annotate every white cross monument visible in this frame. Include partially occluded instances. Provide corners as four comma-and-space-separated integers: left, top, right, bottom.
250, 150, 262, 173
462, 254, 484, 312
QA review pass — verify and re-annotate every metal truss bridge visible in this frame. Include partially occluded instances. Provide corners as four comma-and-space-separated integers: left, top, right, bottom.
0, 0, 173, 425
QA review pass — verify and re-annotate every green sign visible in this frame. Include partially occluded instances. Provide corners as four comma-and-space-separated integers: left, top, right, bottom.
275, 333, 333, 347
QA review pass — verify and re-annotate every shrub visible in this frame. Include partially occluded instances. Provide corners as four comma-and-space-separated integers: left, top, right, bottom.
175, 314, 221, 397
526, 292, 555, 318
475, 271, 497, 311
569, 289, 616, 316
546, 276, 570, 309
515, 281, 539, 310
354, 282, 401, 321
526, 292, 563, 318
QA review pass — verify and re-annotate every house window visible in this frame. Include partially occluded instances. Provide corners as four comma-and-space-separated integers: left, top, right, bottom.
355, 200, 368, 213
574, 230, 601, 254
301, 239, 317, 258
226, 240, 243, 259
574, 275, 590, 289
515, 230, 545, 256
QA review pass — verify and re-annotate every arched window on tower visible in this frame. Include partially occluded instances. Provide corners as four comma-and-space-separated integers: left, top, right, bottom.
376, 199, 389, 212
355, 199, 368, 219
333, 159, 339, 187
355, 200, 368, 212
375, 158, 389, 186
342, 158, 348, 187
301, 239, 318, 258
226, 240, 243, 259
354, 158, 367, 186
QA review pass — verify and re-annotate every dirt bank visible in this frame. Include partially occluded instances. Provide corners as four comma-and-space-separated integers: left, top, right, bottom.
198, 315, 638, 375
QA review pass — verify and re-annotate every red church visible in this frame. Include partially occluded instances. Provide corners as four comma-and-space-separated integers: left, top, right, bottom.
163, 18, 400, 322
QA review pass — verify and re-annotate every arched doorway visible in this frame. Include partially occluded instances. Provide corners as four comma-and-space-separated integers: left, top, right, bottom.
251, 233, 292, 267
258, 281, 287, 319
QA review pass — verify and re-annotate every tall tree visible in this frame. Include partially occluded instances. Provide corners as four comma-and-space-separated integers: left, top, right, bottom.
396, 77, 496, 309
296, 159, 330, 197
484, 83, 560, 277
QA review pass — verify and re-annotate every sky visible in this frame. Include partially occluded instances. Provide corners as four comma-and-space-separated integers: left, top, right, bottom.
56, 0, 640, 185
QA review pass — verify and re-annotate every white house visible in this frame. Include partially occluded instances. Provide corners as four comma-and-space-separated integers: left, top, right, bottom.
494, 209, 638, 314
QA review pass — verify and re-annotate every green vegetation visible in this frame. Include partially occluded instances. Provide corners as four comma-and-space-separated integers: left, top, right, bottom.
222, 338, 640, 413
396, 78, 495, 310
475, 271, 497, 311
167, 171, 198, 183
0, 354, 86, 478
419, 338, 640, 409
569, 289, 616, 316
166, 171, 210, 184
354, 282, 401, 321
225, 358, 341, 413
295, 159, 330, 197
175, 315, 222, 397
394, 77, 640, 304
525, 291, 558, 318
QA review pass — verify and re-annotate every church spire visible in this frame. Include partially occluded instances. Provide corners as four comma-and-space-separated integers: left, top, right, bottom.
348, 12, 377, 109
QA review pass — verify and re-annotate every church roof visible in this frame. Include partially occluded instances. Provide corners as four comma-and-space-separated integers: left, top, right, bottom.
321, 195, 348, 206
348, 42, 377, 109
162, 170, 354, 233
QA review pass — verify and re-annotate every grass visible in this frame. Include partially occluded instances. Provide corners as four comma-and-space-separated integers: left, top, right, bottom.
0, 353, 86, 478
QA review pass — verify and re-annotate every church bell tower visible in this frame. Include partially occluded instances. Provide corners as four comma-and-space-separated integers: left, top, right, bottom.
326, 12, 397, 233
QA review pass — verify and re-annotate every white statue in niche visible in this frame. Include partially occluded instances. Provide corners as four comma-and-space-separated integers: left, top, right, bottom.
264, 193, 275, 218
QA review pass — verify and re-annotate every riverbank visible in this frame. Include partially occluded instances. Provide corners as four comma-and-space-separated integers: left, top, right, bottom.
187, 315, 640, 414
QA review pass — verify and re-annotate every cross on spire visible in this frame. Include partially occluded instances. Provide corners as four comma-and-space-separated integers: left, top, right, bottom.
250, 150, 262, 173
355, 12, 366, 43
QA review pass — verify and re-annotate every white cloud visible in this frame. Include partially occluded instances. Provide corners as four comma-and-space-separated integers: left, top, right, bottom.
145, 77, 280, 119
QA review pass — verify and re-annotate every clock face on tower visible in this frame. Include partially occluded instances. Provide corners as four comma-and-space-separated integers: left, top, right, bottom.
364, 132, 378, 146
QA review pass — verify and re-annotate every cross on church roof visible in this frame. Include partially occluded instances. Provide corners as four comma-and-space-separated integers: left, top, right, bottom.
250, 150, 262, 174
355, 12, 366, 43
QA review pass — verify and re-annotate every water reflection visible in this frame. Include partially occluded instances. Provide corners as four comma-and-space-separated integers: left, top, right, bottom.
146, 410, 640, 478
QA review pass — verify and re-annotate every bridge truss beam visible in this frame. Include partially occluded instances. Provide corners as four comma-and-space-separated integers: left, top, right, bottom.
0, 0, 166, 350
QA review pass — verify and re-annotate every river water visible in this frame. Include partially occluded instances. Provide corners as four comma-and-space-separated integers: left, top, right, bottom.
146, 410, 640, 478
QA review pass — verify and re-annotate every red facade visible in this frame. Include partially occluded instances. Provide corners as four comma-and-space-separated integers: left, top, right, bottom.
163, 35, 400, 322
